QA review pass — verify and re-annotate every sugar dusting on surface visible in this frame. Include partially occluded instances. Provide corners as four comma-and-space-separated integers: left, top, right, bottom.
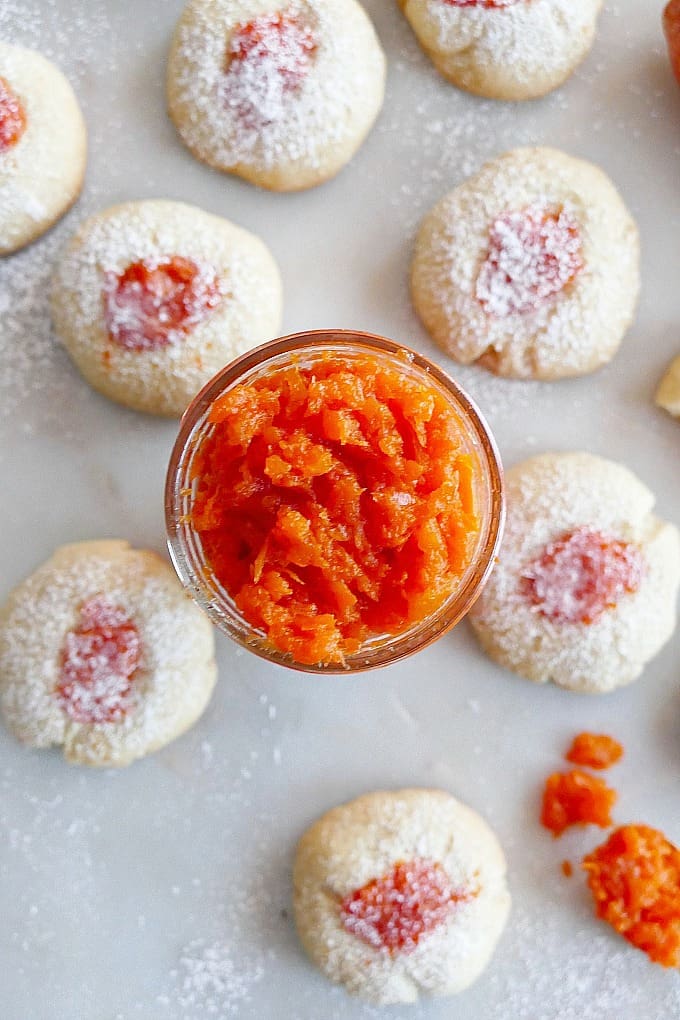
170, 939, 265, 1016
0, 0, 115, 432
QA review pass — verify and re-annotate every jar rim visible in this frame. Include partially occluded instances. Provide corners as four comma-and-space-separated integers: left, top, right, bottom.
165, 329, 505, 673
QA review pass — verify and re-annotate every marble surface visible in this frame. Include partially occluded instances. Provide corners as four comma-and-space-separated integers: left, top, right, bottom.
0, 1, 679, 1017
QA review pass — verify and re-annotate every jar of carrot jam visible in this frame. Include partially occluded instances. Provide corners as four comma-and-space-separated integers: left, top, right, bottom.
165, 331, 504, 672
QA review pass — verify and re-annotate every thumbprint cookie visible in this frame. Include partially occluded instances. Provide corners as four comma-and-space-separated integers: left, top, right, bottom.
51, 200, 282, 416
469, 453, 680, 693
0, 541, 217, 766
411, 148, 640, 380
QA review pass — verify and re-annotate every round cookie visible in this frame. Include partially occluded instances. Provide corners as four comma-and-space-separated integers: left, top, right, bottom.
0, 541, 217, 767
411, 147, 640, 380
398, 0, 603, 101
167, 0, 386, 191
293, 788, 510, 1005
469, 453, 680, 693
0, 42, 86, 255
51, 200, 283, 416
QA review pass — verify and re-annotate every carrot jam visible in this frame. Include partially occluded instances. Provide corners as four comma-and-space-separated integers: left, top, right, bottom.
188, 354, 481, 665
0, 76, 26, 153
566, 732, 624, 771
583, 825, 680, 967
541, 770, 617, 838
340, 859, 470, 954
56, 597, 140, 725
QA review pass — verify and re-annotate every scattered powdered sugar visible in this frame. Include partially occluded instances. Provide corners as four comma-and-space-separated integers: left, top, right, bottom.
171, 939, 265, 1016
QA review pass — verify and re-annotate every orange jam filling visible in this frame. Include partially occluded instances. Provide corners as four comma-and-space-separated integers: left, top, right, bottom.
56, 597, 140, 724
0, 76, 26, 152
520, 527, 644, 626
221, 9, 317, 126
541, 770, 617, 838
340, 859, 471, 954
189, 354, 481, 665
476, 204, 583, 317
583, 825, 680, 967
566, 732, 624, 770
103, 256, 221, 352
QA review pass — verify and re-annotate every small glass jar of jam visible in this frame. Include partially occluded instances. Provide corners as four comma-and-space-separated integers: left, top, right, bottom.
165, 330, 504, 673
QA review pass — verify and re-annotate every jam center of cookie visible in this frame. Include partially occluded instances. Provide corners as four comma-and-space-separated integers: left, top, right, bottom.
340, 859, 468, 953
520, 527, 643, 625
583, 825, 680, 968
221, 11, 318, 124
0, 76, 27, 153
476, 204, 584, 317
103, 256, 221, 351
56, 597, 141, 725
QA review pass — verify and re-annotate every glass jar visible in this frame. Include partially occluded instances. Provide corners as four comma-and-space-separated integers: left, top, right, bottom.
165, 329, 504, 673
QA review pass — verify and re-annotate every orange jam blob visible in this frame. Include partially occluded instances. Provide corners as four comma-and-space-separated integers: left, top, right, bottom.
476, 204, 583, 317
103, 256, 221, 352
541, 770, 616, 838
0, 76, 26, 153
340, 859, 470, 954
56, 597, 140, 724
221, 10, 317, 124
566, 732, 624, 770
520, 527, 644, 626
664, 1, 680, 87
561, 860, 573, 878
189, 354, 481, 666
583, 825, 680, 967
